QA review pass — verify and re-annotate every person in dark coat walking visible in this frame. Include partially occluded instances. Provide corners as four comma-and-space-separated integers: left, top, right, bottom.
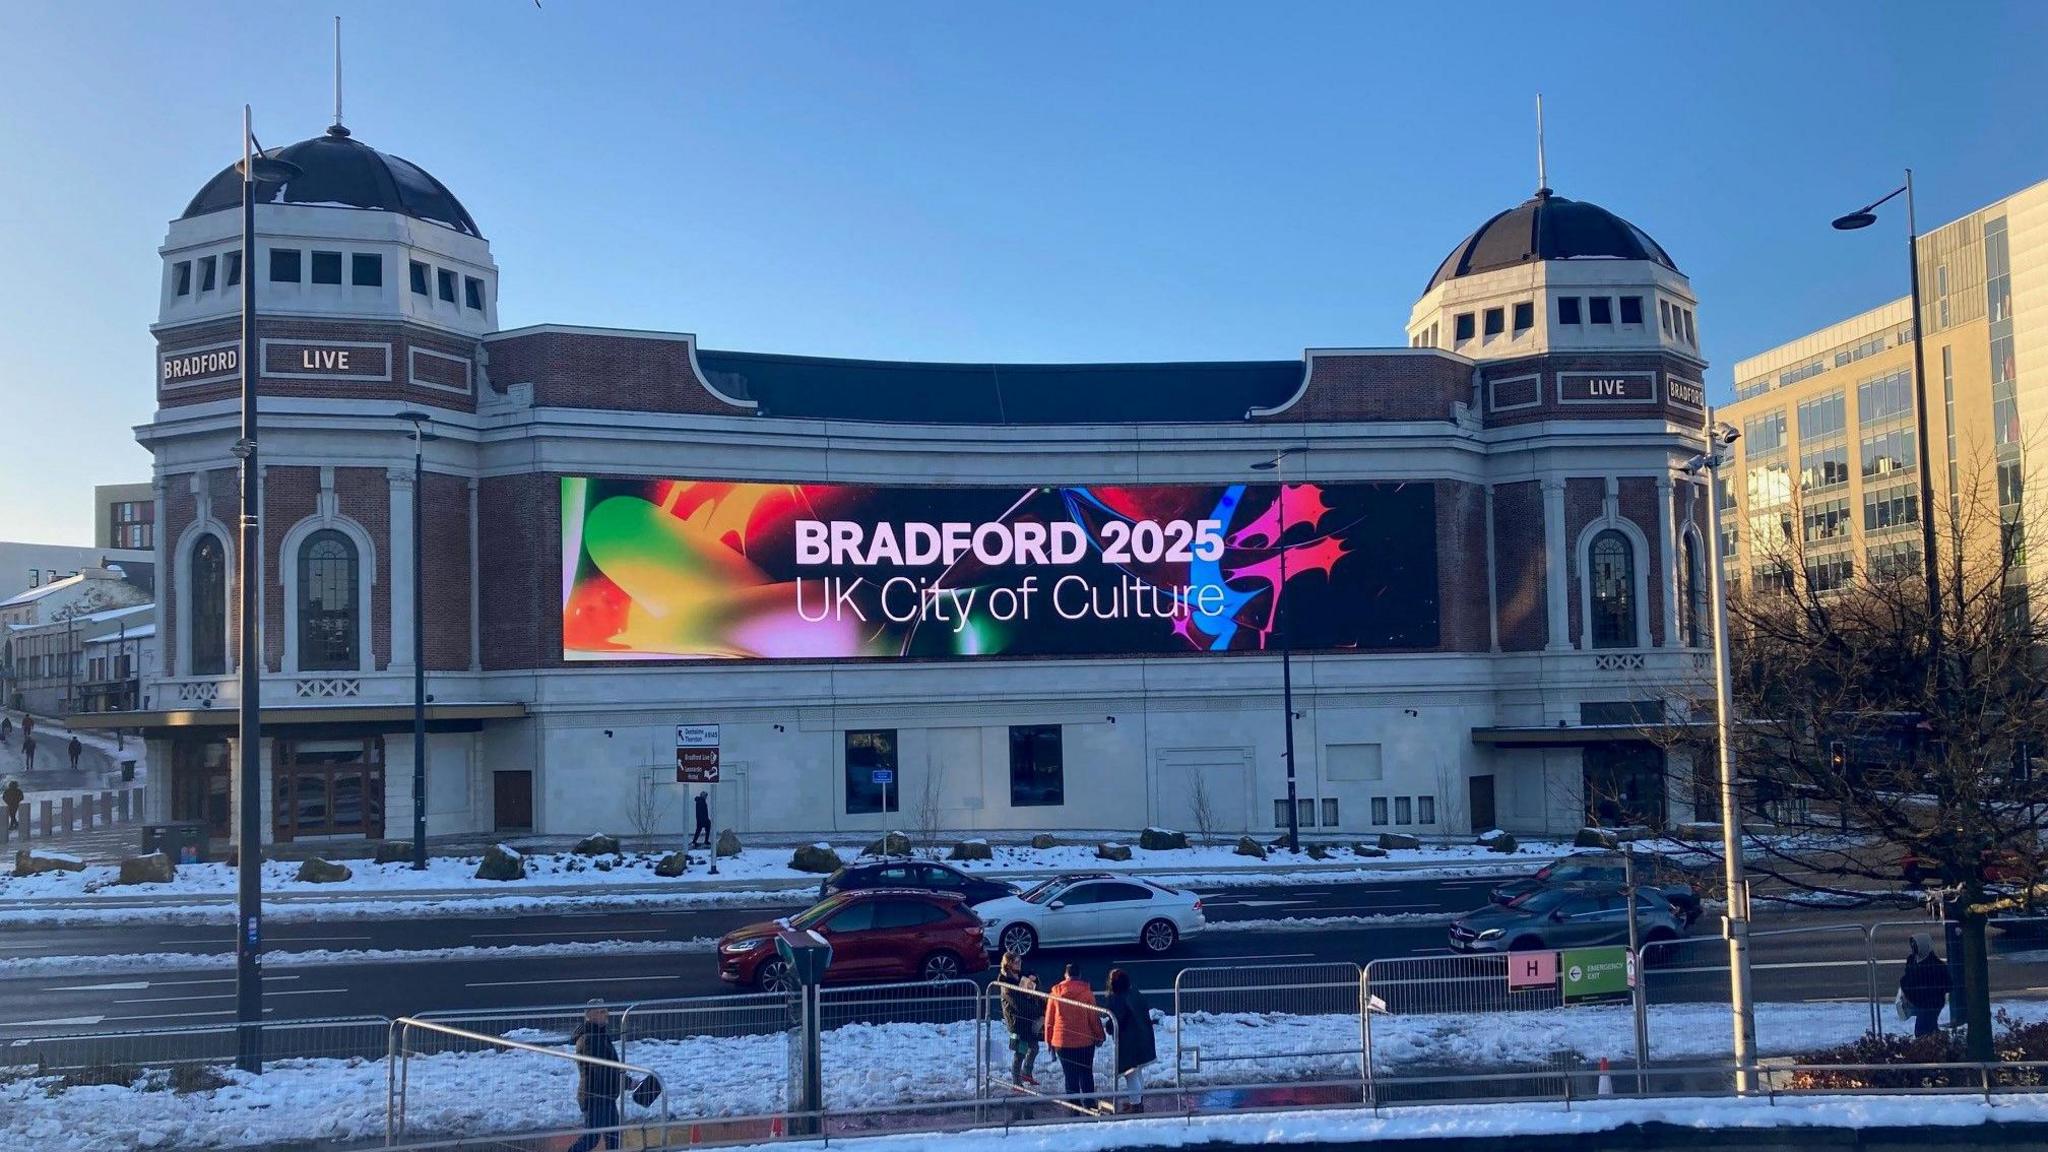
998, 951, 1044, 1086
67, 735, 82, 771
691, 791, 712, 848
566, 1001, 625, 1152
21, 734, 34, 772
1102, 968, 1158, 1113
3, 779, 21, 832
1900, 932, 1953, 1037
1, 716, 12, 745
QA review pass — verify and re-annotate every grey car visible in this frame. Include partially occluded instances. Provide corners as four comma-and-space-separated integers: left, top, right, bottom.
1448, 884, 1685, 953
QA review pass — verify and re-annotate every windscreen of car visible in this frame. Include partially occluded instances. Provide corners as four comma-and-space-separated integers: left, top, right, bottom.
1021, 879, 1076, 905
790, 894, 854, 929
1507, 888, 1576, 913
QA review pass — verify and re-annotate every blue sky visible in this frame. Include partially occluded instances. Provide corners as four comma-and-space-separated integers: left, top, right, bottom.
3, 1, 2046, 543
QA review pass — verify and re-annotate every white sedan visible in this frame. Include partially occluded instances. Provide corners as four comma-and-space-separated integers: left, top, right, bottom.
975, 873, 1204, 957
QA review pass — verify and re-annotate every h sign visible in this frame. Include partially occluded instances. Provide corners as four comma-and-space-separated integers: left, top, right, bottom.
1507, 950, 1558, 990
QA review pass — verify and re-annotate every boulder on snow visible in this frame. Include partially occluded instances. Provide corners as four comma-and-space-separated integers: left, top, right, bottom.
1137, 827, 1189, 851
1377, 832, 1422, 850
1234, 836, 1267, 860
1486, 834, 1520, 854
1030, 833, 1059, 850
863, 831, 913, 858
1575, 827, 1620, 849
372, 840, 412, 865
1096, 842, 1132, 862
1675, 822, 1723, 843
790, 843, 843, 874
948, 839, 993, 862
1306, 843, 1331, 860
716, 829, 742, 858
653, 851, 693, 878
294, 857, 352, 884
15, 849, 87, 877
1611, 825, 1653, 844
1475, 828, 1510, 846
116, 852, 176, 886
573, 833, 622, 857
1352, 843, 1388, 858
474, 843, 526, 882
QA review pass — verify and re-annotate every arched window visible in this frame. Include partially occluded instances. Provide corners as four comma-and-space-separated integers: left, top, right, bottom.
1589, 529, 1637, 649
1683, 533, 1708, 648
298, 529, 360, 671
190, 534, 227, 675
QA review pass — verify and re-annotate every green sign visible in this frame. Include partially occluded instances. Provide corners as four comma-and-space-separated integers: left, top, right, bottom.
1559, 946, 1633, 1002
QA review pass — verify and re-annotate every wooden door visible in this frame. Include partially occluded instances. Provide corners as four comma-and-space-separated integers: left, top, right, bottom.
493, 770, 533, 832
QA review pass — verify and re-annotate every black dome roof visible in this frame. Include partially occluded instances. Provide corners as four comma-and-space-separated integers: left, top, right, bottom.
1426, 189, 1673, 292
181, 126, 480, 238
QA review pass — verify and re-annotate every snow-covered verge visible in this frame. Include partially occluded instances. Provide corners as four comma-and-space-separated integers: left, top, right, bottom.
718, 1095, 2048, 1152
0, 840, 1564, 906
12, 999, 2048, 1152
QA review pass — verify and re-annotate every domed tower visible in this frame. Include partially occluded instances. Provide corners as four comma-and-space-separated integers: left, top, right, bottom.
154, 123, 495, 413
1405, 187, 1701, 372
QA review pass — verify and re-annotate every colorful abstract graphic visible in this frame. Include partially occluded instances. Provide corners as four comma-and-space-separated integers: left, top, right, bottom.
561, 478, 1438, 661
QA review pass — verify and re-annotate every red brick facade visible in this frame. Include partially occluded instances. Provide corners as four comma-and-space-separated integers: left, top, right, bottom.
1257, 353, 1469, 423
478, 473, 560, 671
483, 329, 749, 415
420, 471, 472, 671
155, 317, 479, 414
1480, 352, 1706, 429
1436, 480, 1490, 652
1492, 480, 1547, 651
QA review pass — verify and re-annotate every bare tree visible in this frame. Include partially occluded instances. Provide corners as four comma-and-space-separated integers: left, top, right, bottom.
1188, 772, 1219, 847
1646, 460, 2048, 1060
914, 769, 945, 859
624, 776, 674, 847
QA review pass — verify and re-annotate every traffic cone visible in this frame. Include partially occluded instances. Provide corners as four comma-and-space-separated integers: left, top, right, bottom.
1597, 1057, 1613, 1096
688, 1123, 701, 1145
769, 1116, 784, 1138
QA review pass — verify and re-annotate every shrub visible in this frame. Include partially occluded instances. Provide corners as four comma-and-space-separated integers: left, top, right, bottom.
1787, 1012, 2048, 1089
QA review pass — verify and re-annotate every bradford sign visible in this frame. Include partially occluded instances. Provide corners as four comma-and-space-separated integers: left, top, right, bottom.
160, 343, 239, 387
1557, 372, 1657, 404
562, 477, 1441, 661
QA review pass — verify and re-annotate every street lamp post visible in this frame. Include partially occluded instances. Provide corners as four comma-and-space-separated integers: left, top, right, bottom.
233, 107, 301, 1075
1251, 448, 1308, 853
1685, 418, 1756, 1093
395, 411, 439, 871
1833, 171, 1939, 654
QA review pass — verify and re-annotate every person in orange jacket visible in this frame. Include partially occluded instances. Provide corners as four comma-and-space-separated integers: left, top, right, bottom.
1043, 963, 1105, 1109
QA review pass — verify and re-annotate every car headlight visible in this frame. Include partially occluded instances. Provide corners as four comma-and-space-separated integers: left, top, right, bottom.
1476, 928, 1504, 941
721, 939, 763, 954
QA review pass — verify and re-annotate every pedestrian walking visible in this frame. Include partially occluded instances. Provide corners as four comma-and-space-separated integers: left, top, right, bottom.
67, 735, 82, 771
20, 714, 32, 743
1043, 963, 1104, 1110
21, 735, 34, 772
998, 952, 1044, 1087
691, 791, 712, 848
1, 716, 12, 746
566, 1000, 624, 1152
1899, 932, 1953, 1038
3, 779, 21, 832
1102, 967, 1157, 1113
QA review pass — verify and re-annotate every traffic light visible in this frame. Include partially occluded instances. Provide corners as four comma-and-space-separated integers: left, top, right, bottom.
1829, 740, 1846, 773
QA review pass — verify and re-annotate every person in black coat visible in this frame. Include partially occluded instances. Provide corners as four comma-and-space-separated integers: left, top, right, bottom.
997, 951, 1044, 1085
1102, 968, 1157, 1113
566, 1001, 624, 1152
1900, 932, 1953, 1038
691, 791, 712, 848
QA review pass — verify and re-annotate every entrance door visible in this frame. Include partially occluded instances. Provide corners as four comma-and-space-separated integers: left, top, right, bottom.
170, 739, 232, 838
1582, 742, 1668, 827
493, 770, 533, 832
273, 738, 386, 842
1468, 775, 1497, 833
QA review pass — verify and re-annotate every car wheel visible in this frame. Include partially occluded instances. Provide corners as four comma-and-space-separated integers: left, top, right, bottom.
921, 951, 963, 982
999, 923, 1038, 957
1141, 918, 1179, 955
755, 958, 798, 994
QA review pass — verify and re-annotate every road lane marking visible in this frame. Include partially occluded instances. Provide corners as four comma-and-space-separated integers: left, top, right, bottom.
263, 987, 349, 998
6, 1016, 106, 1029
115, 994, 232, 1005
1120, 952, 1316, 967
464, 974, 685, 989
471, 928, 668, 940
48, 981, 149, 992
267, 935, 375, 944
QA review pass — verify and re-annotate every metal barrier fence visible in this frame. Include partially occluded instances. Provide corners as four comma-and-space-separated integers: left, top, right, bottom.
1172, 962, 1362, 1085
0, 1015, 392, 1074
817, 978, 983, 1111
980, 978, 1116, 1116
1364, 952, 1577, 1103
388, 1016, 669, 1145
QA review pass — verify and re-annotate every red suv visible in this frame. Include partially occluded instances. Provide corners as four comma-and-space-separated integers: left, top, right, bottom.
718, 889, 991, 991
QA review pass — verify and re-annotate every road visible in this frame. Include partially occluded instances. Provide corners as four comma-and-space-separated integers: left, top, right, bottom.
3, 871, 2044, 1039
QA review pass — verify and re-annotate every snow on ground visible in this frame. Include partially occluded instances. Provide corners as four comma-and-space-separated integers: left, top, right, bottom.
12, 998, 2048, 1151
706, 1095, 2048, 1152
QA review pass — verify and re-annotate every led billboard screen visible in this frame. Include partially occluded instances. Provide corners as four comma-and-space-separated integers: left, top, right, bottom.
562, 478, 1438, 660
